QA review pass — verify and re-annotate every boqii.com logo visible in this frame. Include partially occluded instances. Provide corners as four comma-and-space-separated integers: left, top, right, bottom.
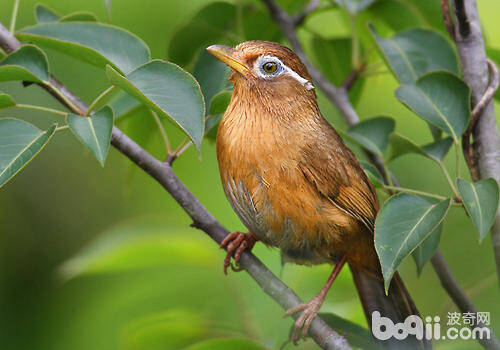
372, 311, 491, 340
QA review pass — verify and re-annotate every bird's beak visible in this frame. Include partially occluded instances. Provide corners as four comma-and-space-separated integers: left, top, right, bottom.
206, 45, 248, 75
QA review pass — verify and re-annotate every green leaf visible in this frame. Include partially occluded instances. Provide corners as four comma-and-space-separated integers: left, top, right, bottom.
59, 222, 218, 279
369, 25, 459, 84
421, 137, 454, 162
367, 0, 423, 31
59, 12, 99, 22
106, 61, 205, 150
67, 107, 113, 166
375, 194, 451, 292
122, 310, 209, 350
347, 116, 395, 156
310, 36, 364, 105
389, 133, 453, 163
209, 90, 232, 116
192, 49, 230, 106
0, 44, 50, 83
395, 72, 470, 142
412, 222, 443, 275
0, 92, 15, 109
457, 178, 500, 242
359, 161, 384, 188
168, 2, 236, 67
205, 90, 231, 142
18, 22, 150, 74
242, 7, 282, 42
183, 338, 267, 350
107, 91, 141, 120
0, 119, 56, 188
317, 313, 383, 350
34, 4, 60, 23
388, 133, 426, 161
205, 115, 221, 142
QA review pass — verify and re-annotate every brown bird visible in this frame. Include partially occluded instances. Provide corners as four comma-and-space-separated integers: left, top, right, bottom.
207, 40, 427, 349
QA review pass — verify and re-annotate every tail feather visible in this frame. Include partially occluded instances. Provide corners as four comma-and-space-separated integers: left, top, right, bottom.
350, 266, 432, 350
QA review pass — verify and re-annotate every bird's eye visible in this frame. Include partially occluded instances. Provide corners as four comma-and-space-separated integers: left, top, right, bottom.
262, 61, 278, 74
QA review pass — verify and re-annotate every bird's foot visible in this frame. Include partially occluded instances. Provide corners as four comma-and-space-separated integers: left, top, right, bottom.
284, 295, 324, 345
220, 232, 258, 274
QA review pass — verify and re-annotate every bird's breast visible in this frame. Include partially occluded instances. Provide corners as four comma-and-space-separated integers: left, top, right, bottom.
216, 105, 355, 265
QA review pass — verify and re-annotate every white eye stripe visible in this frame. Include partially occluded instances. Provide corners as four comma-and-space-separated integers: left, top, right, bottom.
253, 55, 315, 90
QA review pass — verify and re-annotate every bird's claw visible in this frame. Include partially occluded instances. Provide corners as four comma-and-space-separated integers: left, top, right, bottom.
220, 232, 257, 274
284, 297, 323, 345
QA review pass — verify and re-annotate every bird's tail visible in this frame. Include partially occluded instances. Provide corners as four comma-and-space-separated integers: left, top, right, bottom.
350, 266, 432, 350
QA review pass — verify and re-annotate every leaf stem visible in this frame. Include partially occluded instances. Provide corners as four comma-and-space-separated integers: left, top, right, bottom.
166, 136, 193, 164
383, 185, 449, 201
455, 141, 461, 179
45, 81, 85, 116
349, 14, 361, 69
14, 103, 68, 117
382, 162, 394, 187
439, 161, 460, 199
151, 110, 171, 155
55, 125, 69, 132
87, 86, 116, 115
9, 0, 20, 33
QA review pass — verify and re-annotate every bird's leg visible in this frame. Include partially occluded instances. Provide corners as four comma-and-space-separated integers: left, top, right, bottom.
220, 232, 259, 274
284, 255, 347, 344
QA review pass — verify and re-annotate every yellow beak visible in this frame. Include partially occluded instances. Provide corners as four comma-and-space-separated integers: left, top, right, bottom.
206, 45, 248, 75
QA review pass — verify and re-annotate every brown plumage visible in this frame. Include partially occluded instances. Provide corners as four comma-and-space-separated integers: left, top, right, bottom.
208, 40, 428, 349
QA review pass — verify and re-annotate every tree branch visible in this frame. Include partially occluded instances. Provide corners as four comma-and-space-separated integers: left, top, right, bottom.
461, 59, 499, 181
431, 251, 500, 350
450, 0, 500, 284
0, 22, 351, 350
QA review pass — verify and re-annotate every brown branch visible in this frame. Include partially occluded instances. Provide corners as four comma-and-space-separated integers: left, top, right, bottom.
440, 0, 456, 41
451, 0, 500, 284
293, 0, 321, 26
462, 59, 499, 181
431, 251, 500, 350
0, 22, 351, 350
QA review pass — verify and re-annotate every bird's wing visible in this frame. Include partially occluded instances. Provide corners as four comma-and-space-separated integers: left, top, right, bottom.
299, 122, 378, 232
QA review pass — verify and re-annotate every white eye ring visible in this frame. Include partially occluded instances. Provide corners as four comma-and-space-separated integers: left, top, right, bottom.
255, 56, 283, 78
253, 55, 314, 90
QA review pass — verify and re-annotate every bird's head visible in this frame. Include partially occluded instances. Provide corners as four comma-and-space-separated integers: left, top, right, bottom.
206, 41, 315, 98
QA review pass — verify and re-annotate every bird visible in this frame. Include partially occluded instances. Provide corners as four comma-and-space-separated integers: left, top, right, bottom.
207, 40, 428, 349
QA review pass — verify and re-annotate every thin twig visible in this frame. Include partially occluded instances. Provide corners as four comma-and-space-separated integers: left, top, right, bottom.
383, 185, 449, 201
471, 59, 499, 127
451, 0, 500, 286
440, 0, 456, 41
14, 104, 68, 117
87, 85, 117, 115
0, 22, 351, 350
431, 251, 500, 350
461, 59, 499, 181
55, 125, 69, 132
9, 0, 20, 34
294, 0, 321, 26
151, 110, 172, 155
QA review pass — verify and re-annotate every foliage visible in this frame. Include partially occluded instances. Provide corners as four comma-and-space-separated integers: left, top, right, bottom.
1, 1, 499, 349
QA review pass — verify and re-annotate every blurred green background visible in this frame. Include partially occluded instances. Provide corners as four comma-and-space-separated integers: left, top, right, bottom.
0, 0, 499, 349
